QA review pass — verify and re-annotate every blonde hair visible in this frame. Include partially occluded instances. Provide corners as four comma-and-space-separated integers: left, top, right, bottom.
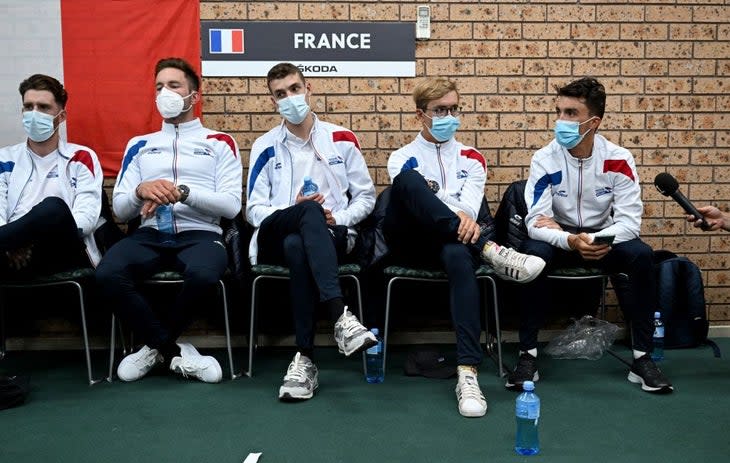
412, 77, 459, 110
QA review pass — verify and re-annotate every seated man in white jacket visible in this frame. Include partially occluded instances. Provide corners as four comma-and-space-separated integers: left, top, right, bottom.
96, 58, 243, 384
0, 74, 103, 278
247, 62, 376, 401
385, 77, 545, 418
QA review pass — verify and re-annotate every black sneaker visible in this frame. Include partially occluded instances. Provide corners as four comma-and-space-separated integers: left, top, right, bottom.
627, 354, 674, 394
505, 352, 540, 391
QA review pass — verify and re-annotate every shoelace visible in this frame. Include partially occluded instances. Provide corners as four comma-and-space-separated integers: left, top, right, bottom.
501, 248, 528, 269
133, 350, 159, 367
514, 356, 536, 376
458, 375, 485, 401
339, 313, 364, 337
283, 356, 311, 382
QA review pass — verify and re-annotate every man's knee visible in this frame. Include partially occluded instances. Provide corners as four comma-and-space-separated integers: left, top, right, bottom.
282, 233, 306, 257
392, 169, 426, 195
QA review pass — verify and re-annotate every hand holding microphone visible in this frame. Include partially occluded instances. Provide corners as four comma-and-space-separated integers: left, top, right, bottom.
654, 172, 710, 231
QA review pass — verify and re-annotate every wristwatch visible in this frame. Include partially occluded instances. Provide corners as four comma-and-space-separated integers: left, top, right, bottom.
177, 184, 190, 203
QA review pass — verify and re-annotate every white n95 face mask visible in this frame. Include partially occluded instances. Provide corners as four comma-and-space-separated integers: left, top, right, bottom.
156, 87, 194, 119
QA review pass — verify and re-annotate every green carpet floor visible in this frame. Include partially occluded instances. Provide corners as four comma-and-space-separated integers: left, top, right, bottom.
2, 340, 730, 463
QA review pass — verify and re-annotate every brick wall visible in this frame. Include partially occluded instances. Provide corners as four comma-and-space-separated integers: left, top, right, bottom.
200, 1, 730, 324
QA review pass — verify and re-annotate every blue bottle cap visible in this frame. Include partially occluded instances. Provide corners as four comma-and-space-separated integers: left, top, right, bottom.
654, 311, 661, 319
523, 381, 535, 391
304, 176, 312, 182
371, 328, 379, 335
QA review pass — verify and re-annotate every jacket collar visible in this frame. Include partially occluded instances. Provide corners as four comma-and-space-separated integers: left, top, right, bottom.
414, 132, 457, 153
275, 113, 321, 144
161, 118, 203, 136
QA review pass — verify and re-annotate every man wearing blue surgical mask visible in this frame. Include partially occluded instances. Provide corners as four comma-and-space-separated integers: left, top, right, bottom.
385, 77, 546, 418
506, 77, 673, 395
0, 74, 104, 278
247, 62, 376, 401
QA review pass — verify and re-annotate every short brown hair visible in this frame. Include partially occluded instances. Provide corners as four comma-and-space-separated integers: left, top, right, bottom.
155, 57, 201, 92
555, 76, 606, 118
266, 62, 305, 90
412, 77, 459, 110
19, 74, 68, 108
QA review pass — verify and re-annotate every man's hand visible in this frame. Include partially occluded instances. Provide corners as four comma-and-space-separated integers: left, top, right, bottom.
324, 208, 336, 226
456, 211, 481, 244
568, 232, 610, 260
295, 191, 325, 205
533, 215, 563, 230
688, 205, 729, 232
136, 180, 180, 205
6, 246, 32, 270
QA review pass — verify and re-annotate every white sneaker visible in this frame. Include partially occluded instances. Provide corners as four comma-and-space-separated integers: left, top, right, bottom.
279, 352, 319, 401
482, 243, 545, 283
456, 366, 487, 417
334, 306, 377, 356
117, 345, 163, 382
169, 342, 223, 383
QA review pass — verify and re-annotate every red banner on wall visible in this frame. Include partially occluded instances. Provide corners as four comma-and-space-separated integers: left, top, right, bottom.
60, 0, 201, 177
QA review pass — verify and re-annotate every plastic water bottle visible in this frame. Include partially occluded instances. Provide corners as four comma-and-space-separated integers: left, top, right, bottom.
365, 328, 384, 383
155, 204, 175, 244
515, 380, 540, 456
301, 176, 319, 197
652, 311, 665, 361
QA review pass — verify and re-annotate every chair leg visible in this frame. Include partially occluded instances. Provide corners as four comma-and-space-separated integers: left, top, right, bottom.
74, 281, 102, 386
382, 277, 399, 379
0, 291, 6, 361
246, 276, 260, 378
481, 276, 506, 377
219, 280, 240, 380
108, 314, 116, 382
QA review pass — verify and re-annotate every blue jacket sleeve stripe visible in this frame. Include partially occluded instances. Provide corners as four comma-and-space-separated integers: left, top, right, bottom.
248, 146, 276, 196
532, 171, 562, 207
118, 140, 147, 181
400, 156, 419, 173
0, 161, 15, 174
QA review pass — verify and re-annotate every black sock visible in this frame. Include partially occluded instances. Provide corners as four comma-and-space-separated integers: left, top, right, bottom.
324, 297, 346, 320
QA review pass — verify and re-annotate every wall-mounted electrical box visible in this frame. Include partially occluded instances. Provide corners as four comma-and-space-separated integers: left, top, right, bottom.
416, 5, 431, 40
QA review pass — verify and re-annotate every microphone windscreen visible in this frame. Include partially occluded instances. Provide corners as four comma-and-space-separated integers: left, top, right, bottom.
654, 172, 679, 196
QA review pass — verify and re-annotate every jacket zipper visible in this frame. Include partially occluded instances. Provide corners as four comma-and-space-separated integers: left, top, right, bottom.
436, 144, 446, 190
172, 125, 179, 233
577, 159, 584, 229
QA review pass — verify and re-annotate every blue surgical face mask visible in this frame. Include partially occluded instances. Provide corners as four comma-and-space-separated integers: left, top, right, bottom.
23, 110, 61, 143
426, 114, 461, 142
554, 117, 596, 149
277, 93, 310, 125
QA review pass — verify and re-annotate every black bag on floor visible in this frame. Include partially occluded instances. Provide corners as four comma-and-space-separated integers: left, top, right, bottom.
0, 374, 30, 410
653, 250, 721, 357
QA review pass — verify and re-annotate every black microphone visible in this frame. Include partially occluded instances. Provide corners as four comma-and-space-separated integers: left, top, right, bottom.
654, 172, 710, 230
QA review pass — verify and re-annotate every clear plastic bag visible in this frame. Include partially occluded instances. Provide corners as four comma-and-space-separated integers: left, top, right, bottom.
544, 315, 620, 360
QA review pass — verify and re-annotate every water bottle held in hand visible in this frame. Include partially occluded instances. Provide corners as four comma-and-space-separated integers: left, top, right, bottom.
301, 176, 319, 197
156, 204, 175, 244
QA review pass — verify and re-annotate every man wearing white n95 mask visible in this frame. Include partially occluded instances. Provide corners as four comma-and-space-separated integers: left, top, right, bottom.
0, 74, 104, 278
506, 77, 673, 395
246, 62, 376, 401
96, 57, 242, 384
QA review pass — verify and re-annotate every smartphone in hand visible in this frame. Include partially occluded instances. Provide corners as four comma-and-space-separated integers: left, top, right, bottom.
593, 235, 615, 246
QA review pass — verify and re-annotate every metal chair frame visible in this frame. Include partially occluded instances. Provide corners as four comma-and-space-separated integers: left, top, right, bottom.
382, 265, 506, 378
0, 269, 103, 386
247, 264, 366, 377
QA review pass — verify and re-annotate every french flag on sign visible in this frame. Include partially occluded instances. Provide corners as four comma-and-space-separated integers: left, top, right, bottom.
209, 29, 244, 54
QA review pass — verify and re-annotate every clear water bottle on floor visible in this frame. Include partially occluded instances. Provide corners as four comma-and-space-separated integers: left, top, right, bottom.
652, 311, 665, 361
301, 176, 319, 197
365, 328, 384, 383
156, 204, 175, 244
515, 380, 540, 456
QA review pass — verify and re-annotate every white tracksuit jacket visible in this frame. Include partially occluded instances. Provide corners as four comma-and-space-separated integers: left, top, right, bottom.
387, 133, 487, 220
246, 115, 375, 264
524, 134, 643, 250
113, 119, 242, 234
0, 139, 104, 266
